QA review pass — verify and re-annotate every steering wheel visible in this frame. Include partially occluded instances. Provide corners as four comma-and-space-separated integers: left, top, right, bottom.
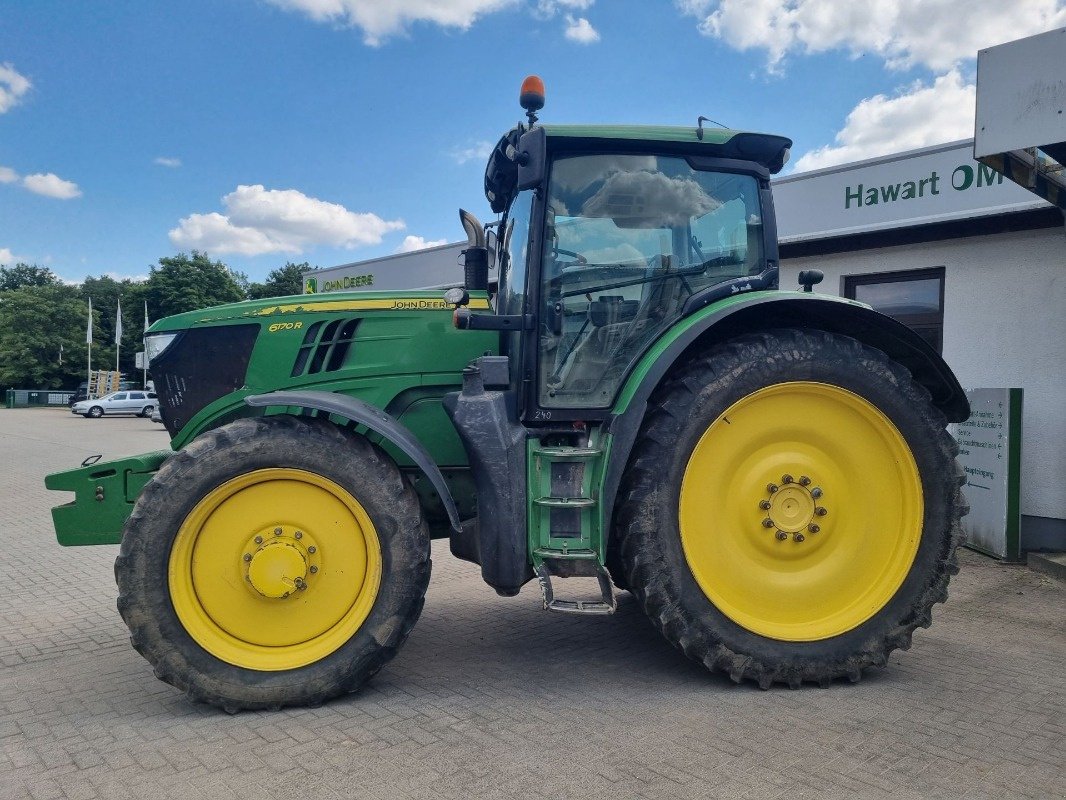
552, 247, 588, 268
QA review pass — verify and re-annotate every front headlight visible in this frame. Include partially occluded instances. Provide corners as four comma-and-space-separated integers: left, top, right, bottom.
144, 332, 179, 364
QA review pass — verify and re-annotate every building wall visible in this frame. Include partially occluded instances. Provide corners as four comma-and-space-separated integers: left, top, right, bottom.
780, 226, 1066, 528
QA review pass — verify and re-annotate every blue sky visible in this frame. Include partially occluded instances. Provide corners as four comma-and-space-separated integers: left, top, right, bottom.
1, 0, 1063, 283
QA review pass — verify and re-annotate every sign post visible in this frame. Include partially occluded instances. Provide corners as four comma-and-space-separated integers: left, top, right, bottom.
952, 388, 1024, 560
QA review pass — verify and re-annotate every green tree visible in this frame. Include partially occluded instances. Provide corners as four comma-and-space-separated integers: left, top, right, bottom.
0, 283, 89, 388
0, 263, 61, 291
145, 251, 247, 319
80, 274, 151, 378
247, 262, 316, 299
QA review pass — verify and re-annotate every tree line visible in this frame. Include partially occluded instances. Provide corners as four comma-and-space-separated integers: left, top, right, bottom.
0, 252, 314, 389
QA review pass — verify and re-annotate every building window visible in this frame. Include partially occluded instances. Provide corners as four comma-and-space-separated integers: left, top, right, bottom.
843, 267, 945, 353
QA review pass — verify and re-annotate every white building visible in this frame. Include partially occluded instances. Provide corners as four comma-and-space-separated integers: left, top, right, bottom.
303, 241, 465, 294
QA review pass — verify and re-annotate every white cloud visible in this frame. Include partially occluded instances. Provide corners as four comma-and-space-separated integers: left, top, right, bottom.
22, 172, 82, 199
0, 165, 18, 184
395, 235, 449, 253
0, 247, 27, 265
679, 0, 1066, 72
793, 70, 976, 172
154, 156, 182, 168
564, 15, 600, 43
451, 140, 494, 164
265, 0, 515, 45
0, 63, 31, 114
170, 184, 405, 256
535, 0, 593, 18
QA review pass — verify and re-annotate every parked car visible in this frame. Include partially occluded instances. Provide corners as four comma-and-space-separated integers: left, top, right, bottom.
150, 406, 164, 425
71, 391, 158, 419
68, 381, 137, 407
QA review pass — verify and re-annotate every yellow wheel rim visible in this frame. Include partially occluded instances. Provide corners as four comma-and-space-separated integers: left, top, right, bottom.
679, 382, 923, 642
168, 468, 382, 671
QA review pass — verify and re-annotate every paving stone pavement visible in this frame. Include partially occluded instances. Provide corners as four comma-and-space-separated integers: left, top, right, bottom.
1, 408, 1063, 800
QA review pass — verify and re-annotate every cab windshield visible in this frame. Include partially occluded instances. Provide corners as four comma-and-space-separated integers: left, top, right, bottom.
539, 153, 765, 409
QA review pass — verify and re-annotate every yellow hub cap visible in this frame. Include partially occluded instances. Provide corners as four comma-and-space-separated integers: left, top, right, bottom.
679, 382, 923, 641
247, 541, 307, 599
169, 468, 381, 670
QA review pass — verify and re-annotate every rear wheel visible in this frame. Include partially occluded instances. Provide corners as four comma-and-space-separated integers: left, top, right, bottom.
615, 329, 965, 688
140, 405, 154, 417
116, 415, 430, 710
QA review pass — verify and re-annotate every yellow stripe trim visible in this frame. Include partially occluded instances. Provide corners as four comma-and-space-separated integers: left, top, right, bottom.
245, 297, 491, 316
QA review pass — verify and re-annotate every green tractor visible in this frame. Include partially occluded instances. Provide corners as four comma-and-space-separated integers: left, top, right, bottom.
46, 78, 969, 711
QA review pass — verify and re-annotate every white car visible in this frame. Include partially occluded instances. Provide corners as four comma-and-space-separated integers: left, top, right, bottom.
72, 391, 158, 419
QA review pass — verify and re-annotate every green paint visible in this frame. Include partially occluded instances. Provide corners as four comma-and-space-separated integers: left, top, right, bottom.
527, 430, 607, 567
45, 451, 170, 545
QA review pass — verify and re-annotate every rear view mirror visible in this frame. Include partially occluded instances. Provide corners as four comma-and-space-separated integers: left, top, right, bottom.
517, 126, 546, 190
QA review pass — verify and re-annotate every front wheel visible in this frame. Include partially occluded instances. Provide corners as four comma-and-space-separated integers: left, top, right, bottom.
115, 415, 430, 710
87, 406, 103, 418
615, 329, 965, 688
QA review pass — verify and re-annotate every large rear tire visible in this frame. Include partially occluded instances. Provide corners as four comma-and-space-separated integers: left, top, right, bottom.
115, 415, 430, 711
615, 329, 965, 688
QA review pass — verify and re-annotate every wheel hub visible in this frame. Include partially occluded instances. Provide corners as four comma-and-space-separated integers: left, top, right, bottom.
761, 475, 827, 543
241, 526, 321, 599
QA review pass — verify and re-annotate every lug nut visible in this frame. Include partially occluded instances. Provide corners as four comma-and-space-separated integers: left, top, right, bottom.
811, 487, 823, 499
274, 527, 282, 536
759, 500, 772, 510
767, 483, 779, 494
309, 565, 318, 574
782, 474, 793, 484
307, 545, 317, 554
775, 530, 788, 540
794, 533, 805, 542
294, 531, 303, 539
243, 553, 252, 562
799, 476, 811, 486
808, 524, 820, 533
254, 535, 263, 544
762, 518, 775, 528
815, 507, 828, 517
294, 578, 306, 590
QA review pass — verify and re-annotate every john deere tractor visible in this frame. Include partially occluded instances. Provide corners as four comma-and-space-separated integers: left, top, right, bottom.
46, 78, 969, 711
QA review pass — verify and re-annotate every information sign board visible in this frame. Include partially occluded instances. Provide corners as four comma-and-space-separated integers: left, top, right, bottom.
952, 388, 1023, 560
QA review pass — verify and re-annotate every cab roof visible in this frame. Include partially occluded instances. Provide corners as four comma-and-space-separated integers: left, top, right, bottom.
483, 123, 792, 212
539, 124, 792, 173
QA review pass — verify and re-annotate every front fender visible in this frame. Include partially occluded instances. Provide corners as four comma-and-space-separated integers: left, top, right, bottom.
245, 390, 462, 532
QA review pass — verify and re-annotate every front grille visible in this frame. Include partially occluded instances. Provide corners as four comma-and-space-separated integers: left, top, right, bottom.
152, 324, 260, 436
290, 318, 360, 377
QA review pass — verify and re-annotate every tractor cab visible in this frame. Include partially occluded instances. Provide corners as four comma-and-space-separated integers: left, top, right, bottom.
460, 80, 792, 426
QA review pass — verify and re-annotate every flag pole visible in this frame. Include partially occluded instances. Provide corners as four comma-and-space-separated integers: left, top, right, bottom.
114, 298, 123, 374
143, 299, 149, 389
86, 297, 93, 392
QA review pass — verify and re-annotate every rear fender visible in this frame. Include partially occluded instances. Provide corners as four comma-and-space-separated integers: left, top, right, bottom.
245, 390, 462, 532
600, 291, 969, 538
